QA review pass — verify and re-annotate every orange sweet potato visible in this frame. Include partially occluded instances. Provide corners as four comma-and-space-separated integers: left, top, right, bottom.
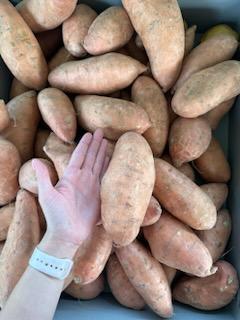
173, 260, 239, 310
144, 211, 216, 277
34, 129, 50, 160
141, 196, 162, 227
0, 100, 10, 132
116, 240, 173, 318
48, 47, 76, 72
75, 95, 151, 141
38, 88, 77, 143
0, 190, 40, 309
194, 137, 231, 183
154, 159, 216, 230
200, 183, 228, 210
0, 0, 48, 90
107, 254, 145, 310
35, 27, 62, 59
48, 53, 147, 94
0, 203, 15, 241
131, 76, 169, 156
101, 132, 155, 247
9, 78, 29, 100
169, 117, 212, 167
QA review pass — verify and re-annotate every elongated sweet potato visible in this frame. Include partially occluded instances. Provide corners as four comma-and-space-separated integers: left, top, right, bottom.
48, 53, 147, 95
0, 138, 21, 206
107, 254, 145, 310
38, 88, 77, 143
19, 158, 58, 195
116, 240, 173, 318
63, 4, 97, 57
154, 159, 216, 230
48, 47, 76, 72
173, 260, 239, 310
194, 137, 231, 183
169, 117, 212, 167
203, 98, 235, 130
144, 211, 216, 277
162, 154, 195, 182
0, 203, 15, 241
9, 78, 29, 99
65, 274, 104, 300
84, 6, 134, 55
141, 196, 162, 227
35, 27, 62, 59
131, 76, 169, 156
34, 129, 50, 160
162, 265, 177, 285
3, 91, 40, 163
200, 183, 228, 210
172, 61, 240, 118
101, 132, 155, 247
196, 209, 231, 262
0, 0, 48, 90
75, 95, 151, 141
185, 25, 197, 57
73, 226, 112, 285
174, 34, 238, 91
122, 0, 184, 92
0, 190, 40, 309
0, 100, 10, 132
43, 133, 75, 179
17, 0, 77, 32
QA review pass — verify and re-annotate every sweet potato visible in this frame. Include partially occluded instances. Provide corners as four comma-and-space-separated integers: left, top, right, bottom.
84, 7, 134, 55
131, 76, 169, 156
0, 138, 21, 206
19, 158, 58, 195
3, 91, 40, 163
107, 254, 145, 310
194, 137, 231, 183
185, 25, 197, 57
73, 226, 112, 285
0, 242, 4, 255
200, 183, 228, 210
196, 209, 231, 262
74, 95, 151, 141
0, 190, 40, 309
169, 117, 212, 167
0, 203, 15, 241
17, 0, 77, 32
154, 159, 216, 230
9, 78, 29, 99
65, 274, 104, 300
116, 240, 173, 318
144, 211, 216, 277
38, 88, 77, 143
101, 132, 155, 247
43, 133, 75, 179
122, 0, 184, 92
172, 61, 240, 118
35, 27, 62, 58
0, 100, 10, 132
63, 4, 97, 57
162, 265, 177, 285
173, 260, 239, 310
203, 98, 235, 130
174, 34, 238, 91
141, 196, 162, 227
34, 129, 50, 159
0, 0, 48, 90
48, 53, 147, 94
48, 47, 76, 72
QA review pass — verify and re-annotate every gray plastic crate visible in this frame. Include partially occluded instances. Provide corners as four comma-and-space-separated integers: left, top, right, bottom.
0, 1, 239, 319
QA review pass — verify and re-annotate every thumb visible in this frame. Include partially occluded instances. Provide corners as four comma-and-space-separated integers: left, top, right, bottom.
32, 159, 54, 197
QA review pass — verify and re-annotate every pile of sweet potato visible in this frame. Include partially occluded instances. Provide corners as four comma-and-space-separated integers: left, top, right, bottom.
0, 0, 239, 317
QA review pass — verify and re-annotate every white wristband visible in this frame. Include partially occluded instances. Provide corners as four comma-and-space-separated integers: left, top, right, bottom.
29, 247, 74, 280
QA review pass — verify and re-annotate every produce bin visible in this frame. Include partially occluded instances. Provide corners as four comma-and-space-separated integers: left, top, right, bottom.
0, 0, 239, 319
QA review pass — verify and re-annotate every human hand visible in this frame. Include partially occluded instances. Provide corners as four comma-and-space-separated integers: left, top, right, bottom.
32, 129, 109, 251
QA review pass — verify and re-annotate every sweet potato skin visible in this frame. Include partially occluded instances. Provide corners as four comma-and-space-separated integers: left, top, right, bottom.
154, 159, 216, 230
48, 47, 76, 72
0, 0, 48, 90
0, 203, 15, 241
184, 25, 197, 57
131, 76, 169, 156
141, 196, 162, 227
161, 154, 195, 181
116, 240, 173, 318
143, 211, 216, 277
48, 53, 147, 95
101, 132, 155, 247
0, 100, 10, 132
34, 129, 50, 160
107, 254, 145, 310
173, 260, 239, 310
9, 78, 29, 99
74, 95, 151, 141
122, 0, 185, 92
200, 183, 228, 210
162, 265, 177, 285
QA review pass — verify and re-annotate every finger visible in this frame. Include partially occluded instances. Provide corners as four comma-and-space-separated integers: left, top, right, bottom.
100, 156, 111, 181
32, 159, 54, 197
93, 139, 108, 175
68, 132, 92, 169
82, 129, 104, 170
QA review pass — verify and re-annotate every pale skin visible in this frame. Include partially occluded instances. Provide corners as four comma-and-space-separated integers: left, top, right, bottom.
0, 129, 109, 320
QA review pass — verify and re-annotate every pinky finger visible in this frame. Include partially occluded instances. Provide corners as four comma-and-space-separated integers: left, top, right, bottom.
100, 156, 111, 181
